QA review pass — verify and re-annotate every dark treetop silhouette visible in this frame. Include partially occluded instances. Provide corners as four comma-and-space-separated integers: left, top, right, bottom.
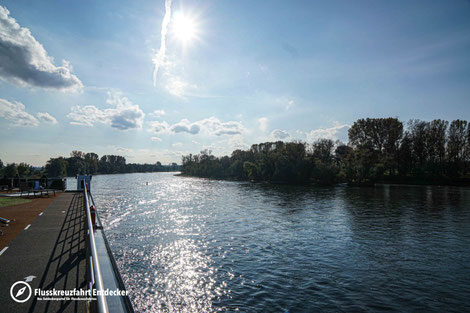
181, 118, 470, 185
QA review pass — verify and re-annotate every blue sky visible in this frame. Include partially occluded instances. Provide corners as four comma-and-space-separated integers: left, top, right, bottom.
1, 0, 469, 166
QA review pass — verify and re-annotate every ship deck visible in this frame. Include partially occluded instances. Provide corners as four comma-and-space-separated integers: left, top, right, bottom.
0, 192, 88, 313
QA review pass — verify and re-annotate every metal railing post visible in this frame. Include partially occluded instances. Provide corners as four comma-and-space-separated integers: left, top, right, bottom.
84, 183, 109, 313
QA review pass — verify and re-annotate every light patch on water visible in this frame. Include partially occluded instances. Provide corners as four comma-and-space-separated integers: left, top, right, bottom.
108, 211, 131, 227
126, 239, 227, 313
138, 199, 158, 205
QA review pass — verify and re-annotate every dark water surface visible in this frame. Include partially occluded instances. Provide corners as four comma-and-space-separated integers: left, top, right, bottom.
86, 172, 470, 312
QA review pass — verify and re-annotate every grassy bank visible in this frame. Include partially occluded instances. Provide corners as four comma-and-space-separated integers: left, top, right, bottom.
0, 197, 32, 207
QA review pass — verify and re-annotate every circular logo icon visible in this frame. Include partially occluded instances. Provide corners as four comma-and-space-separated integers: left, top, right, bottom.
10, 281, 32, 303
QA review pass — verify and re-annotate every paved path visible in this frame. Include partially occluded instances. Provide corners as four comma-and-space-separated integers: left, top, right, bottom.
0, 192, 88, 313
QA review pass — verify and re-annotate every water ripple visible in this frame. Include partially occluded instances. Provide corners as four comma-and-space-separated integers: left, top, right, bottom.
89, 173, 470, 312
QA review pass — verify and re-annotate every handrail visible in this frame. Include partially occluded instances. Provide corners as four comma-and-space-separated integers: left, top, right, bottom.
84, 183, 109, 313
88, 191, 136, 313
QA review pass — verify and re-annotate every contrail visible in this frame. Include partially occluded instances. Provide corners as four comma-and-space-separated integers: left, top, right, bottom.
153, 0, 172, 86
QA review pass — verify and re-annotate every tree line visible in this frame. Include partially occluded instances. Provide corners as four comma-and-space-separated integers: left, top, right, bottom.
0, 160, 41, 178
181, 118, 470, 185
0, 151, 180, 178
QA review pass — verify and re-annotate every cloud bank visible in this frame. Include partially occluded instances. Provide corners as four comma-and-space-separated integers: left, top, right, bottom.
0, 98, 58, 127
67, 92, 145, 131
149, 117, 245, 136
0, 98, 39, 126
0, 6, 82, 91
306, 122, 350, 142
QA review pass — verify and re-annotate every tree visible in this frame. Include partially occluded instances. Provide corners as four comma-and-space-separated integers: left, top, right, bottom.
425, 119, 448, 175
397, 132, 413, 176
349, 118, 403, 154
70, 150, 85, 159
311, 139, 335, 163
243, 161, 259, 181
17, 162, 32, 177
67, 157, 87, 176
407, 120, 428, 175
99, 155, 127, 174
4, 163, 18, 177
349, 118, 403, 177
0, 158, 3, 169
447, 120, 468, 163
180, 117, 469, 185
447, 120, 468, 176
85, 153, 99, 174
45, 157, 68, 177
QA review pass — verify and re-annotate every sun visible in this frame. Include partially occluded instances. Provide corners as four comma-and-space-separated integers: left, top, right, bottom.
171, 12, 197, 44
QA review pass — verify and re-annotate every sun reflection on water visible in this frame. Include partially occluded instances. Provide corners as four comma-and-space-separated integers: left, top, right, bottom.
102, 176, 231, 312
123, 237, 228, 313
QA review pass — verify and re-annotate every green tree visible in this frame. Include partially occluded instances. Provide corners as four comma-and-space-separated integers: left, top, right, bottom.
311, 139, 335, 163
447, 120, 468, 177
17, 162, 32, 177
70, 150, 85, 158
425, 119, 448, 175
45, 157, 68, 177
85, 153, 99, 174
349, 118, 403, 177
67, 157, 87, 176
243, 161, 259, 181
4, 163, 18, 177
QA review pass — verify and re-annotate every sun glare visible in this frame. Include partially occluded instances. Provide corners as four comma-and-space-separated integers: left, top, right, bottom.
172, 12, 197, 43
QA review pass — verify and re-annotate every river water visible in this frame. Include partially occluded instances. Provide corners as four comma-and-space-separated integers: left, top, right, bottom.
80, 172, 470, 312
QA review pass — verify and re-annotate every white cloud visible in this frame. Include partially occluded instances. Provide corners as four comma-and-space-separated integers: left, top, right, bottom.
161, 149, 184, 158
153, 0, 172, 86
151, 136, 162, 142
67, 105, 106, 126
67, 92, 145, 131
273, 96, 296, 111
305, 122, 350, 142
165, 74, 190, 97
172, 142, 183, 147
228, 135, 249, 150
171, 118, 201, 134
285, 99, 295, 110
0, 98, 39, 126
148, 121, 171, 134
271, 129, 290, 140
0, 6, 82, 91
149, 117, 246, 136
36, 112, 58, 124
150, 109, 165, 117
199, 117, 245, 136
258, 117, 268, 132
115, 147, 132, 152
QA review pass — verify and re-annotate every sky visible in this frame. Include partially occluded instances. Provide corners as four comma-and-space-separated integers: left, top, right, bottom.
0, 0, 469, 166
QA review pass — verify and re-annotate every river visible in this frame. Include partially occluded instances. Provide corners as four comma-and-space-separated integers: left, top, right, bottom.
75, 172, 470, 312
